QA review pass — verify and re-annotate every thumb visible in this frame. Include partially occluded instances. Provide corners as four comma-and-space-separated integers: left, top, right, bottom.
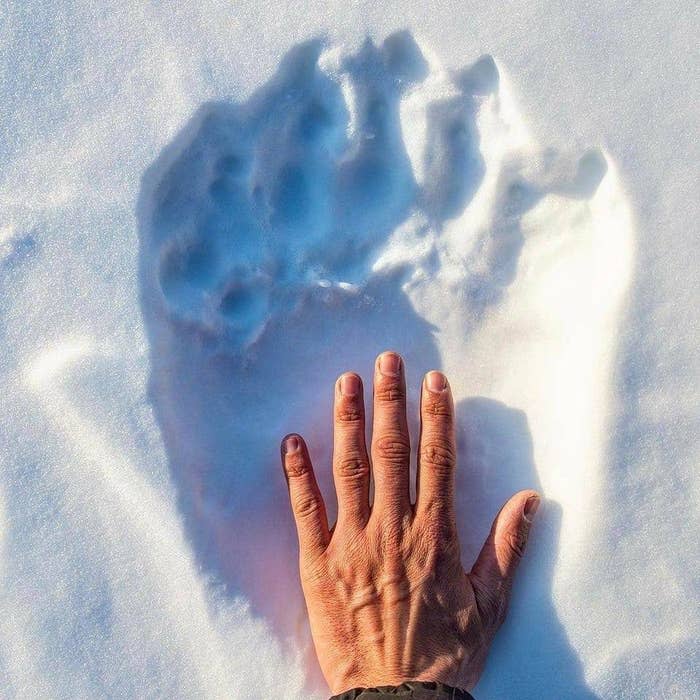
470, 490, 540, 616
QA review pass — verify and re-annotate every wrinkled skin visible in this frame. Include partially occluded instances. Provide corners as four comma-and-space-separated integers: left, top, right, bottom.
281, 351, 539, 695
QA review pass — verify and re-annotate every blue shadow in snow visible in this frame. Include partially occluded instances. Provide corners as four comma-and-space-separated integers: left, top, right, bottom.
456, 398, 598, 699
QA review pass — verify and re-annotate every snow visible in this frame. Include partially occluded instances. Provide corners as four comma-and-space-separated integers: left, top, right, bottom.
1, 2, 698, 699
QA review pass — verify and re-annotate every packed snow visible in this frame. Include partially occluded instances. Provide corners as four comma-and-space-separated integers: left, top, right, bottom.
1, 2, 698, 699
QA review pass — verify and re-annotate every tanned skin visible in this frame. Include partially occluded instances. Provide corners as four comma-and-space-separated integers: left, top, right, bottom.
281, 351, 539, 695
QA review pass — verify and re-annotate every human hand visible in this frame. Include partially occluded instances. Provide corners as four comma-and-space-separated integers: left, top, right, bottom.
280, 351, 540, 695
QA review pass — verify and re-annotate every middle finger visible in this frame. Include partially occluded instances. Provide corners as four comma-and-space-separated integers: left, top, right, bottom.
371, 351, 411, 516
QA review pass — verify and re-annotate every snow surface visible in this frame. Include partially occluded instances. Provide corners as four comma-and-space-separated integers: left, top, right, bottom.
1, 3, 698, 699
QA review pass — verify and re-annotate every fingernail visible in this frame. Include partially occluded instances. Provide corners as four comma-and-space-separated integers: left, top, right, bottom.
425, 370, 446, 392
283, 435, 301, 454
378, 352, 401, 377
340, 373, 360, 397
523, 495, 540, 523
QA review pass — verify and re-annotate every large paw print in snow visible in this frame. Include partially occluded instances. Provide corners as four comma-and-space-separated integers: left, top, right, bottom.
144, 35, 612, 349
138, 31, 632, 699
148, 35, 426, 347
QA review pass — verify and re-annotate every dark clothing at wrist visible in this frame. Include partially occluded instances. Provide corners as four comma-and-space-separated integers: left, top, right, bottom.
330, 680, 475, 699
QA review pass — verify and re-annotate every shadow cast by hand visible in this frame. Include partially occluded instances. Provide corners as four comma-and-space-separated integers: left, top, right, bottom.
456, 397, 598, 699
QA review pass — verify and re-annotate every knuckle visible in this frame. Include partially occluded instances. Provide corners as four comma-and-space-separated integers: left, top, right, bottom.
284, 452, 309, 477
501, 527, 528, 559
422, 394, 452, 418
420, 440, 456, 470
294, 492, 321, 519
374, 433, 410, 464
336, 401, 363, 424
336, 454, 370, 481
374, 379, 406, 404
